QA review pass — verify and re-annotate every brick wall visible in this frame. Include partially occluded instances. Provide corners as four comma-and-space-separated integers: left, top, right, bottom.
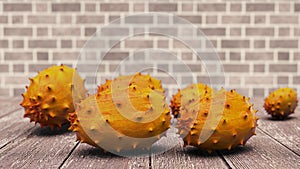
1, 0, 300, 98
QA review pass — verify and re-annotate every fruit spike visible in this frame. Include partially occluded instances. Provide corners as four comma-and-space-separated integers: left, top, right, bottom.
68, 73, 171, 153
20, 65, 87, 129
171, 83, 258, 152
264, 87, 298, 119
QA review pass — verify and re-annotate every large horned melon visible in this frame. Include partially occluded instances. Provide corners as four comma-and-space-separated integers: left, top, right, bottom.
20, 65, 87, 129
171, 84, 258, 152
69, 73, 171, 153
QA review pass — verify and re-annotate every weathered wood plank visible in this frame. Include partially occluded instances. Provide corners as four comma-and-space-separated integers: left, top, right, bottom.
0, 125, 78, 169
220, 129, 300, 169
252, 97, 300, 155
151, 128, 229, 169
60, 143, 149, 169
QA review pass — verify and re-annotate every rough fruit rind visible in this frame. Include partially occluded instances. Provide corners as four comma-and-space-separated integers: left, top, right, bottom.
20, 65, 87, 129
69, 73, 171, 152
264, 87, 298, 119
171, 84, 258, 152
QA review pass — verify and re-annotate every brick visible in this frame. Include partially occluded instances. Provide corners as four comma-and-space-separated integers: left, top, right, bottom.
149, 28, 177, 36
85, 3, 96, 11
198, 3, 225, 12
254, 15, 265, 24
12, 16, 23, 24
270, 16, 298, 24
295, 28, 300, 36
100, 3, 129, 11
279, 3, 290, 12
230, 28, 241, 36
4, 27, 32, 36
103, 52, 129, 60
37, 52, 48, 60
5, 76, 28, 85
149, 3, 177, 12
221, 40, 250, 48
13, 40, 24, 48
52, 28, 81, 36
177, 15, 202, 24
278, 52, 289, 60
3, 3, 32, 11
197, 76, 225, 84
29, 40, 56, 48
246, 28, 274, 36
125, 16, 153, 24
53, 52, 78, 60
56, 40, 70, 48
182, 3, 193, 11
125, 40, 153, 48
4, 52, 33, 60
157, 40, 169, 48
35, 3, 48, 12
246, 3, 274, 11
206, 15, 217, 24
76, 15, 104, 24
223, 64, 249, 72
222, 16, 250, 24
0, 40, 8, 48
52, 3, 80, 12
0, 16, 8, 23
278, 76, 288, 84
278, 28, 290, 36
254, 64, 265, 72
294, 52, 300, 60
28, 16, 56, 24
202, 28, 226, 36
133, 3, 145, 12
37, 28, 48, 36
245, 52, 273, 60
100, 28, 129, 36
151, 52, 177, 60
29, 64, 52, 72
245, 76, 273, 84
269, 64, 297, 72
230, 3, 242, 11
0, 64, 9, 72
270, 40, 298, 48
229, 52, 241, 60
254, 40, 265, 48
13, 64, 24, 72
293, 76, 300, 84
124, 64, 153, 73
85, 27, 96, 36
295, 3, 300, 12
60, 16, 72, 24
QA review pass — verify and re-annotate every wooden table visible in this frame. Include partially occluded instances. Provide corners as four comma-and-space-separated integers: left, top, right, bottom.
0, 97, 299, 169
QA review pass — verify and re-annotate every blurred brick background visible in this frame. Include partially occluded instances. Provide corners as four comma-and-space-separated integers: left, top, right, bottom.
1, 0, 300, 98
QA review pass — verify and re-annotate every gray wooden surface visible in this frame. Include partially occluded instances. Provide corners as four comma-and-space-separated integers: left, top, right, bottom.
0, 97, 299, 169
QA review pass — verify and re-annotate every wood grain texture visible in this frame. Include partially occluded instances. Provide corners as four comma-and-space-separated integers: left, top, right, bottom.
220, 124, 300, 169
252, 97, 300, 155
0, 125, 77, 169
60, 144, 149, 169
151, 128, 229, 169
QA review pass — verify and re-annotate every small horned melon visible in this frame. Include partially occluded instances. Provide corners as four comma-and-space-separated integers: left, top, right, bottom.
20, 64, 87, 129
264, 87, 298, 119
69, 73, 171, 153
171, 84, 258, 153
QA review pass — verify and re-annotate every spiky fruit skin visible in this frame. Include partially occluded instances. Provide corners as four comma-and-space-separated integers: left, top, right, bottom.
264, 88, 298, 119
20, 65, 87, 129
171, 84, 258, 152
69, 73, 171, 152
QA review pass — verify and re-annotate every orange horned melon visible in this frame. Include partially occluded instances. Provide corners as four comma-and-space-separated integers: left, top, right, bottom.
20, 64, 87, 129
